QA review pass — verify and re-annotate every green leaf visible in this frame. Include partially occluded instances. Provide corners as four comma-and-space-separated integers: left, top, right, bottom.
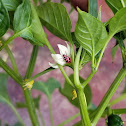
109, 8, 126, 35
16, 95, 41, 109
105, 0, 126, 14
16, 102, 27, 108
33, 95, 41, 109
37, 2, 72, 42
71, 32, 80, 48
97, 6, 102, 21
59, 74, 92, 108
88, 0, 98, 17
13, 0, 31, 33
0, 0, 10, 37
13, 0, 47, 46
81, 53, 91, 66
75, 8, 108, 57
80, 50, 91, 66
111, 45, 119, 62
29, 4, 48, 46
2, 0, 22, 11
33, 78, 61, 98
13, 122, 22, 126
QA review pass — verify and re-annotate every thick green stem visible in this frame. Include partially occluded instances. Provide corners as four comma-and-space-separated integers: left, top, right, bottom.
74, 46, 91, 126
25, 45, 39, 79
57, 112, 80, 126
92, 67, 126, 126
48, 97, 54, 126
24, 45, 40, 126
77, 88, 91, 126
109, 93, 126, 107
0, 58, 23, 85
4, 46, 19, 74
23, 90, 39, 126
74, 46, 82, 88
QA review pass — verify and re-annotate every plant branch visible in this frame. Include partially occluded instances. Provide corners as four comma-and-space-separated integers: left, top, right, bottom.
77, 88, 91, 126
74, 46, 82, 88
48, 97, 54, 126
0, 58, 23, 85
92, 67, 126, 125
23, 90, 39, 125
82, 70, 96, 88
96, 35, 113, 71
24, 45, 39, 79
0, 27, 31, 51
57, 112, 80, 126
4, 45, 19, 74
27, 67, 55, 82
23, 45, 40, 126
109, 93, 126, 107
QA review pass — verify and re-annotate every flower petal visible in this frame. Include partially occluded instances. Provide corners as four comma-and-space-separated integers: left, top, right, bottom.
65, 41, 71, 56
49, 62, 58, 68
51, 54, 66, 66
57, 44, 68, 56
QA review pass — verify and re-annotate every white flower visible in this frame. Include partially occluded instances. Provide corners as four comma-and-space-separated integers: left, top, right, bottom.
49, 41, 71, 68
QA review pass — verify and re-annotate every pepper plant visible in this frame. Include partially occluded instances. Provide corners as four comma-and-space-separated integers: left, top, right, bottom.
0, 0, 126, 126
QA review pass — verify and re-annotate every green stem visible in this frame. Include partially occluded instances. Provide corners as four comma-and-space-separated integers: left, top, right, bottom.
24, 45, 39, 79
24, 45, 40, 126
23, 90, 39, 126
92, 67, 126, 126
0, 58, 23, 85
59, 65, 74, 87
82, 70, 96, 88
48, 97, 54, 126
112, 108, 126, 114
27, 67, 55, 82
74, 46, 82, 88
4, 46, 19, 74
8, 101, 25, 126
57, 112, 80, 126
96, 35, 113, 71
74, 46, 91, 126
45, 40, 74, 87
37, 109, 46, 126
0, 27, 30, 51
77, 88, 91, 126
109, 93, 126, 107
102, 108, 126, 117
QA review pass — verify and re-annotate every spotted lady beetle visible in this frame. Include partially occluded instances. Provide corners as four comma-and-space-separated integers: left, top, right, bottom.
63, 54, 71, 63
